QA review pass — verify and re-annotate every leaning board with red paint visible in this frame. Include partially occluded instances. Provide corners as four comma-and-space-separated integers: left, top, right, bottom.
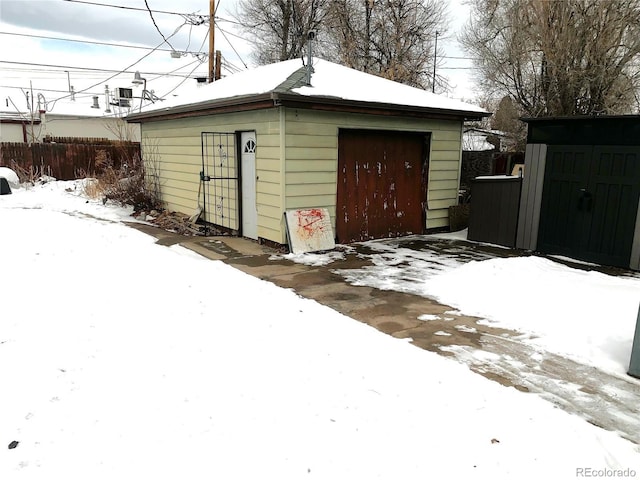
284, 208, 336, 254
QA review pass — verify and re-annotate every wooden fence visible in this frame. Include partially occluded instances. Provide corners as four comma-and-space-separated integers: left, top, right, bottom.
0, 141, 140, 181
42, 136, 116, 145
461, 151, 525, 192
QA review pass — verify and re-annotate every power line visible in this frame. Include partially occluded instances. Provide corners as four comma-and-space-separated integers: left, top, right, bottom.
47, 22, 187, 109
217, 27, 248, 69
0, 30, 480, 66
0, 31, 205, 56
0, 84, 105, 96
0, 60, 200, 79
155, 28, 210, 100
143, 0, 176, 51
61, 0, 202, 17
146, 58, 205, 82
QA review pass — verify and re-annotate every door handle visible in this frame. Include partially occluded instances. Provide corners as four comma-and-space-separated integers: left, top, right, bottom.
578, 189, 593, 212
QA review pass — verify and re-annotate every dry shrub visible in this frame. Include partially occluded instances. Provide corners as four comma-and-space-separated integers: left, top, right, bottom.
10, 161, 53, 185
81, 178, 104, 199
90, 149, 162, 212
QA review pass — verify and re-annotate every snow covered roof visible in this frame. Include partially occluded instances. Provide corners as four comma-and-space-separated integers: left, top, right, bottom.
0, 110, 38, 123
463, 130, 496, 151
128, 58, 488, 122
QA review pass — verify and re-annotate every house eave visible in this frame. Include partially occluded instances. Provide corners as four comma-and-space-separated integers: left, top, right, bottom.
126, 94, 275, 123
273, 92, 489, 121
126, 91, 489, 123
0, 118, 41, 125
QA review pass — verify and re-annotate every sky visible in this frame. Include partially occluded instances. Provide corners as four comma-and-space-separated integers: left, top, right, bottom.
1, 177, 639, 478
0, 0, 478, 116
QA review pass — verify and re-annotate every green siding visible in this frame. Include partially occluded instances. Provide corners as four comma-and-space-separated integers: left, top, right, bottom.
283, 108, 463, 232
141, 109, 281, 241
140, 105, 464, 244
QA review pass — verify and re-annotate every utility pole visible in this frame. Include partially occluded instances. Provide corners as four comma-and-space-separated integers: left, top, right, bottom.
215, 50, 222, 81
208, 0, 216, 83
432, 31, 439, 93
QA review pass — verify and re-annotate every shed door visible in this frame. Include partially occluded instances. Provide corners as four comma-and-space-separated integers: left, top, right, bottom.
538, 145, 640, 267
336, 129, 428, 243
240, 131, 258, 240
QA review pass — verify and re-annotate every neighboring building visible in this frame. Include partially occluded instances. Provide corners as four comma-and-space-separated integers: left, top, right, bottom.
40, 96, 141, 142
517, 115, 640, 269
463, 128, 496, 152
1, 89, 141, 143
463, 127, 519, 152
0, 111, 41, 142
127, 58, 488, 246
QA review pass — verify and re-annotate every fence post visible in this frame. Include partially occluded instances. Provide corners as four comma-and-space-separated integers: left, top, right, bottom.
629, 304, 640, 378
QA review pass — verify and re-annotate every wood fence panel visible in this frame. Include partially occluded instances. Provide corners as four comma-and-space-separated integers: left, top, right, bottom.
0, 141, 140, 180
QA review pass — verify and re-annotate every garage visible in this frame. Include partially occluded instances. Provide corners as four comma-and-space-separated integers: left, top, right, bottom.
517, 116, 640, 269
336, 129, 429, 243
127, 58, 487, 247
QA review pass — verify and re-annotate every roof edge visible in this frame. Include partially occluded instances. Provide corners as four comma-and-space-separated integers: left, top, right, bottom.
126, 93, 276, 122
522, 114, 640, 122
273, 92, 490, 121
126, 90, 489, 123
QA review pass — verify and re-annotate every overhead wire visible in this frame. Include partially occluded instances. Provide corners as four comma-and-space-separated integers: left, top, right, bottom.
0, 84, 105, 96
216, 26, 248, 69
0, 31, 206, 56
46, 20, 188, 111
146, 57, 204, 82
0, 60, 200, 78
222, 58, 244, 74
61, 0, 200, 17
152, 28, 211, 103
143, 0, 176, 51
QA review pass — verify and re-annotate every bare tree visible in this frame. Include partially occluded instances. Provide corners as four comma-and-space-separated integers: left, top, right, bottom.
234, 0, 330, 64
491, 96, 527, 150
235, 0, 448, 89
460, 0, 640, 116
325, 0, 448, 89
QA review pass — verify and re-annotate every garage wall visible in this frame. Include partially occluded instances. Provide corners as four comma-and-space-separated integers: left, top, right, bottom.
139, 108, 283, 243
284, 108, 464, 231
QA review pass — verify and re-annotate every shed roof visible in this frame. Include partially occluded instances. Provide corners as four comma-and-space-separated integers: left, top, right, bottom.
127, 58, 488, 122
523, 115, 640, 146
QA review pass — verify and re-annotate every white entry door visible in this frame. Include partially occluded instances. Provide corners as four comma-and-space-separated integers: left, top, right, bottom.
240, 131, 258, 239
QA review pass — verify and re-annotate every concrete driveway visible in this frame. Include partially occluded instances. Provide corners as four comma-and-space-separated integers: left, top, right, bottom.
131, 223, 640, 446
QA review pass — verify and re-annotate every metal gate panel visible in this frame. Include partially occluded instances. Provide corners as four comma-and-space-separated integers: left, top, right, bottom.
201, 132, 239, 233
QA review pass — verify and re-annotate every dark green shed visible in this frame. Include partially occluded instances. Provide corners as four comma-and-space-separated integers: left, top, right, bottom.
517, 116, 640, 269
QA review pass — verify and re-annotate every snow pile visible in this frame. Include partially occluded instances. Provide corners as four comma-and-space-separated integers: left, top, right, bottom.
424, 255, 640, 376
0, 166, 20, 188
274, 250, 346, 266
1, 184, 639, 478
1, 179, 135, 222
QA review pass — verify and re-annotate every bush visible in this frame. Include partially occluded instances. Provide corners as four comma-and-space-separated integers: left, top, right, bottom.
88, 149, 162, 212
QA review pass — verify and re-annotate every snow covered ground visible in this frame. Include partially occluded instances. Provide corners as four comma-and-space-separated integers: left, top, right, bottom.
1, 181, 639, 479
327, 234, 640, 378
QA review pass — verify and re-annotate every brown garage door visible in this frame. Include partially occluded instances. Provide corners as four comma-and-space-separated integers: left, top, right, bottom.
336, 129, 429, 243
